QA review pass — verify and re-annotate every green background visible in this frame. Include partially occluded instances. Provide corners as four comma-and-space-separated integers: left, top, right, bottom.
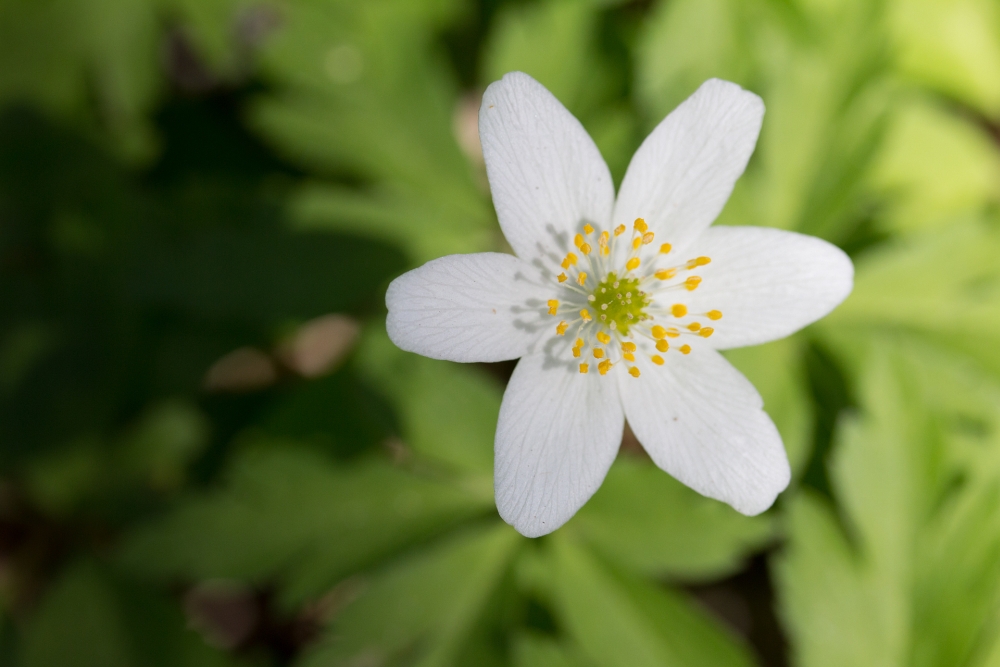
2, 0, 1000, 665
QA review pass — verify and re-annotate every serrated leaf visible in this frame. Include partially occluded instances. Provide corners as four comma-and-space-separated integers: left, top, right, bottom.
301, 523, 520, 667
565, 458, 773, 581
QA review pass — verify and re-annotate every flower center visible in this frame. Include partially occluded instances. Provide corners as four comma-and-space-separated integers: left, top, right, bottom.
588, 272, 649, 336
544, 218, 723, 378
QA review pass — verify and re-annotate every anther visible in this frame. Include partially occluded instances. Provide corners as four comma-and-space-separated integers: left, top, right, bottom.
580, 309, 592, 322
572, 347, 581, 358
583, 224, 594, 235
679, 344, 691, 354
655, 269, 677, 280
575, 338, 584, 348
598, 359, 612, 375
624, 352, 635, 362
614, 224, 626, 236
671, 304, 687, 317
556, 321, 569, 335
593, 348, 605, 359
699, 327, 714, 338
621, 342, 637, 352
666, 328, 680, 338
659, 243, 672, 254
561, 253, 578, 268
557, 273, 567, 283
628, 366, 640, 378
652, 325, 667, 339
599, 231, 609, 246
642, 232, 655, 245
626, 258, 640, 271
655, 339, 669, 352
597, 331, 611, 344
685, 256, 711, 269
547, 300, 559, 315
580, 243, 592, 255
707, 310, 722, 320
632, 237, 642, 250
684, 276, 702, 291
577, 272, 588, 286
633, 218, 648, 233
687, 322, 701, 332
580, 363, 589, 374
574, 234, 584, 248
651, 355, 665, 365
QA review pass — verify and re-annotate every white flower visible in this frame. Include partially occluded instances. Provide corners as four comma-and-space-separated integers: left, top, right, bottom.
386, 73, 853, 537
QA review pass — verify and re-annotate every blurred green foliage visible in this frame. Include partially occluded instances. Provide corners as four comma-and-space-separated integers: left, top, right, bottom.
2, 0, 1000, 665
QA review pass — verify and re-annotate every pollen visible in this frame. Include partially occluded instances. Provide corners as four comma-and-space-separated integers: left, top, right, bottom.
680, 344, 691, 355
593, 348, 605, 359
655, 268, 677, 280
561, 253, 578, 268
621, 341, 636, 353
556, 321, 569, 335
596, 331, 611, 344
623, 352, 635, 362
577, 272, 588, 286
684, 276, 702, 291
687, 322, 701, 332
574, 234, 584, 248
651, 355, 664, 365
628, 366, 641, 378
614, 224, 626, 236
572, 347, 581, 357
642, 232, 655, 245
583, 224, 594, 235
671, 304, 687, 317
707, 310, 723, 320
633, 218, 648, 233
598, 359, 612, 375
651, 325, 667, 339
632, 237, 642, 250
580, 309, 592, 322
580, 243, 592, 255
626, 257, 640, 271
557, 273, 567, 282
699, 327, 715, 338
659, 243, 672, 254
579, 363, 589, 373
686, 256, 711, 269
656, 339, 669, 352
547, 300, 559, 315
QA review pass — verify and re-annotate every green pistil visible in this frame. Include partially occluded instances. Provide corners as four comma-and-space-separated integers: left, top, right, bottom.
589, 272, 650, 336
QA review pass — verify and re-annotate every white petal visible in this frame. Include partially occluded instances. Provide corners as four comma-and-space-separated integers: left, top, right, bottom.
680, 226, 854, 349
480, 72, 615, 262
386, 253, 551, 363
495, 352, 624, 537
619, 348, 790, 515
613, 79, 764, 253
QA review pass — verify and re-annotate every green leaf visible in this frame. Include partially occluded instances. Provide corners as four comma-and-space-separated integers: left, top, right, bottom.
546, 535, 756, 667
889, 0, 1000, 118
355, 326, 499, 477
868, 97, 1000, 234
565, 458, 773, 581
511, 633, 593, 667
301, 523, 521, 667
119, 446, 493, 607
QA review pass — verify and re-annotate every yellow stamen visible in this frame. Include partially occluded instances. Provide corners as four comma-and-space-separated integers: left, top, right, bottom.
614, 224, 626, 236
596, 331, 611, 344
598, 359, 612, 375
632, 237, 642, 250
655, 268, 677, 280
666, 328, 680, 338
599, 231, 609, 246
561, 253, 578, 268
580, 309, 592, 322
628, 366, 640, 377
659, 243, 672, 254
593, 348, 605, 359
626, 257, 640, 271
684, 276, 702, 291
687, 322, 701, 332
634, 218, 648, 233
557, 273, 567, 283
651, 355, 664, 365
575, 338, 584, 348
623, 352, 635, 362
577, 272, 588, 286
621, 342, 636, 352
572, 347, 581, 358
547, 300, 559, 315
583, 224, 594, 235
680, 344, 691, 354
601, 245, 610, 256
685, 256, 711, 269
642, 232, 655, 245
579, 363, 589, 374
707, 310, 722, 320
699, 327, 714, 338
556, 321, 569, 335
656, 339, 669, 352
671, 304, 687, 317
651, 325, 667, 339
580, 243, 592, 255
574, 234, 584, 248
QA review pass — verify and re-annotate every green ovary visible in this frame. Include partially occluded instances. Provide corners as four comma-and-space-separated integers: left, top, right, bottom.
590, 272, 650, 336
